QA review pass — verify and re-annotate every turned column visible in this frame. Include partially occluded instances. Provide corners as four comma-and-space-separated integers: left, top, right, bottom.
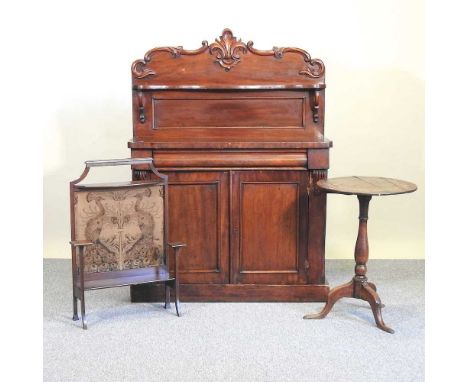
354, 195, 371, 284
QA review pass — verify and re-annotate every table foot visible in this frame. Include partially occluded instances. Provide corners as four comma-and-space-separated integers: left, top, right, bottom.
303, 280, 353, 319
358, 282, 394, 333
304, 279, 393, 333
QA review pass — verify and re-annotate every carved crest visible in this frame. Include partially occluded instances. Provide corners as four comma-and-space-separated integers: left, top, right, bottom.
209, 29, 248, 71
131, 28, 325, 79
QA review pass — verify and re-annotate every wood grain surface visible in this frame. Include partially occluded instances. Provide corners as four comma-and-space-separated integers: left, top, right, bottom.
317, 176, 417, 196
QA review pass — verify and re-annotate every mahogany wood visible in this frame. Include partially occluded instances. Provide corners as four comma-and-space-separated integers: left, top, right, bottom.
131, 283, 330, 302
151, 92, 305, 128
152, 150, 308, 168
303, 176, 417, 333
129, 29, 331, 302
231, 171, 309, 285
165, 171, 230, 284
131, 29, 325, 89
317, 176, 417, 196
129, 140, 331, 149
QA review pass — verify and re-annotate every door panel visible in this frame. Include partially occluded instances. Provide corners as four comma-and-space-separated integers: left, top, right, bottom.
231, 171, 309, 284
164, 171, 229, 283
240, 183, 299, 271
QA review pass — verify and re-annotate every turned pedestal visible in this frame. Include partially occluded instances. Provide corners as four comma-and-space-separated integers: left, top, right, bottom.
303, 176, 417, 333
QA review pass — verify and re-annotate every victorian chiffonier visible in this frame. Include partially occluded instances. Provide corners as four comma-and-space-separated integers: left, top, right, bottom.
129, 29, 332, 302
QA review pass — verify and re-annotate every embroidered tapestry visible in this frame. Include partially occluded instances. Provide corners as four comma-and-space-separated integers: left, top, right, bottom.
73, 185, 165, 272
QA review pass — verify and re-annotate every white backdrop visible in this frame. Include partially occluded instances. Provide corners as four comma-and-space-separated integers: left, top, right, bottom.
42, 0, 424, 259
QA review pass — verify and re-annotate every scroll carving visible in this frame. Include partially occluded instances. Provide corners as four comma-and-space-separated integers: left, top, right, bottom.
131, 28, 325, 78
131, 43, 209, 79
247, 42, 325, 78
131, 61, 156, 79
299, 61, 325, 78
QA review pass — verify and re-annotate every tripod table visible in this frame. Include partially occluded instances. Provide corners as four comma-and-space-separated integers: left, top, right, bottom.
303, 176, 417, 333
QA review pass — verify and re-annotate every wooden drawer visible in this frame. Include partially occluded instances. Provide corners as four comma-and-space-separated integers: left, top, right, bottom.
153, 150, 307, 168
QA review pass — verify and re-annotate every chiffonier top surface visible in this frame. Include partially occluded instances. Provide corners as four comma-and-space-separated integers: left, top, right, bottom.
128, 138, 332, 150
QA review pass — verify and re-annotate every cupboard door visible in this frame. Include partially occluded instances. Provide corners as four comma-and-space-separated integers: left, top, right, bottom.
231, 171, 309, 284
164, 171, 229, 283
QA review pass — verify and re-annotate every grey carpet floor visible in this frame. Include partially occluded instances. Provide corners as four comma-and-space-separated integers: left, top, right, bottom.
44, 259, 424, 382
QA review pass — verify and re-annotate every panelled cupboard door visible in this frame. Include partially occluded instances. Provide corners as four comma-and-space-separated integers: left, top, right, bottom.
163, 171, 229, 284
231, 171, 309, 284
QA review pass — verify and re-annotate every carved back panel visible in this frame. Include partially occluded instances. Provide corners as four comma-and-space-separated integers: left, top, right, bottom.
131, 29, 327, 146
132, 28, 325, 89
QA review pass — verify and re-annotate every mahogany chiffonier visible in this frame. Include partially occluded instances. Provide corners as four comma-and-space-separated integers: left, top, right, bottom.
128, 29, 332, 302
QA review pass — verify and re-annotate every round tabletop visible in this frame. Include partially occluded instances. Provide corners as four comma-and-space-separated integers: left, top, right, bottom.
317, 176, 417, 196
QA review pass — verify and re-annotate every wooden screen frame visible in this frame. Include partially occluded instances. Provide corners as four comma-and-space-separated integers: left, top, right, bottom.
69, 159, 170, 275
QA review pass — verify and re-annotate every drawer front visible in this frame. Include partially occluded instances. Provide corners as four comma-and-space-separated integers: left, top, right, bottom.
154, 150, 307, 168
